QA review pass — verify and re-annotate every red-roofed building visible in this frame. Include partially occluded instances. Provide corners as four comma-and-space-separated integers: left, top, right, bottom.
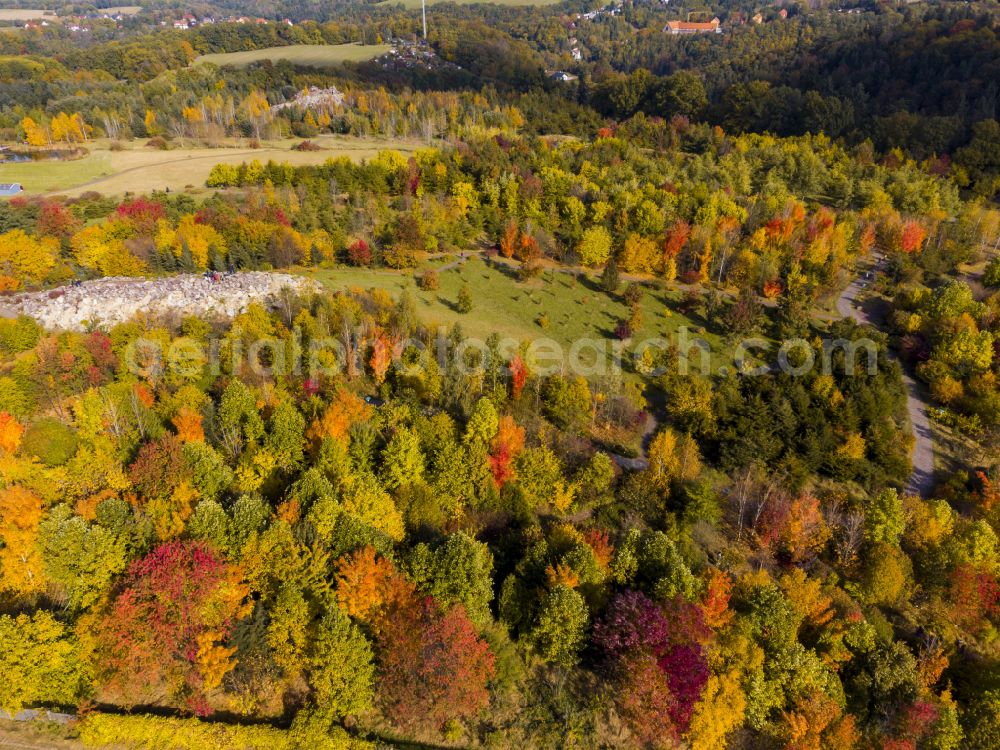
664, 17, 722, 34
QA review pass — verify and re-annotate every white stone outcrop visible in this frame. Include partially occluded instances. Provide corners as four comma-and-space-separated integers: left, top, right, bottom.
271, 85, 345, 112
0, 272, 317, 331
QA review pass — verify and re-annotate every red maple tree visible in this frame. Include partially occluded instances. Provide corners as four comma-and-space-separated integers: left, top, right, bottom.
90, 541, 248, 713
377, 597, 495, 731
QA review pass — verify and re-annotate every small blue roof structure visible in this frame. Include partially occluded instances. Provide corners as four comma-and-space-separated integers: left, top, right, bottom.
0, 183, 22, 197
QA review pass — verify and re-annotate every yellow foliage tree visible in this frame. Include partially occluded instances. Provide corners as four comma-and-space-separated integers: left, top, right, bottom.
340, 473, 405, 541
0, 229, 59, 287
71, 223, 145, 277
0, 485, 45, 594
239, 90, 272, 139
147, 480, 199, 541
196, 630, 238, 690
20, 116, 49, 147
49, 112, 86, 144
619, 233, 660, 274
155, 215, 227, 270
686, 671, 746, 750
647, 428, 702, 489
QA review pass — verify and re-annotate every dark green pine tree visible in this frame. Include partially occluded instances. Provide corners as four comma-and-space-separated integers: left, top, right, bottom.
601, 256, 620, 294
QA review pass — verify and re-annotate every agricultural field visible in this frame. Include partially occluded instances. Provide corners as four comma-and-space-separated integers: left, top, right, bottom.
305, 257, 733, 374
100, 5, 142, 14
0, 135, 425, 197
194, 43, 393, 69
0, 7, 55, 20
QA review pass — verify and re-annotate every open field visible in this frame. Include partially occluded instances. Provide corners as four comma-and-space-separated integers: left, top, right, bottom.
303, 258, 734, 374
0, 7, 55, 20
0, 135, 426, 196
195, 43, 392, 69
100, 5, 143, 14
0, 153, 111, 194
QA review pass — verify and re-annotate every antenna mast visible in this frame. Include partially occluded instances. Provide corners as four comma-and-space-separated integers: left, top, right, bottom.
422, 0, 427, 40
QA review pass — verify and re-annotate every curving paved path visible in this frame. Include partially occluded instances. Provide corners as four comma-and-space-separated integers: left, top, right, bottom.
836, 259, 935, 496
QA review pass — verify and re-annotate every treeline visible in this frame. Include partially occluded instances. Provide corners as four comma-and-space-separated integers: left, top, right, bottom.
5, 5, 1000, 194
4, 120, 992, 296
577, 5, 1000, 197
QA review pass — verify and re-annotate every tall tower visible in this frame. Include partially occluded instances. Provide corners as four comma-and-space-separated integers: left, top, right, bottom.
422, 0, 427, 40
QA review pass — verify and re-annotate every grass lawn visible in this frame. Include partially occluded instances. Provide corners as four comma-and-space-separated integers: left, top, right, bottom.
0, 135, 426, 197
302, 258, 736, 376
0, 153, 113, 194
195, 44, 392, 69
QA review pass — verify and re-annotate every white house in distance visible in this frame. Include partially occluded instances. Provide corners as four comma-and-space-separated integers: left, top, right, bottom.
664, 17, 722, 34
548, 71, 579, 83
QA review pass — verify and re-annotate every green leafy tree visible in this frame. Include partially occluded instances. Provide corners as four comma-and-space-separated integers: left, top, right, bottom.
457, 284, 473, 314
267, 584, 311, 681
0, 611, 84, 713
265, 401, 306, 468
514, 446, 563, 509
39, 504, 129, 611
308, 605, 375, 719
530, 584, 588, 667
182, 442, 234, 503
577, 226, 612, 267
964, 690, 1000, 750
864, 488, 905, 545
217, 380, 265, 458
380, 427, 425, 490
541, 376, 592, 431
410, 532, 495, 628
601, 256, 621, 293
464, 398, 499, 447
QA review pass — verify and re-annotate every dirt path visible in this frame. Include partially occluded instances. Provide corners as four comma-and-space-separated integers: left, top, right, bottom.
836, 257, 935, 496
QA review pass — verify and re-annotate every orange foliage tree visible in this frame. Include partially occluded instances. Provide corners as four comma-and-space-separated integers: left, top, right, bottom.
173, 407, 205, 443
701, 567, 733, 629
499, 220, 519, 258
0, 412, 24, 454
509, 354, 528, 400
306, 389, 372, 445
489, 415, 525, 487
369, 333, 395, 384
334, 546, 415, 628
900, 220, 928, 254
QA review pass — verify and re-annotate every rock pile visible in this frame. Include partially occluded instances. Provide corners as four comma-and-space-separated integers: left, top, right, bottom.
0, 272, 317, 331
271, 85, 345, 112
